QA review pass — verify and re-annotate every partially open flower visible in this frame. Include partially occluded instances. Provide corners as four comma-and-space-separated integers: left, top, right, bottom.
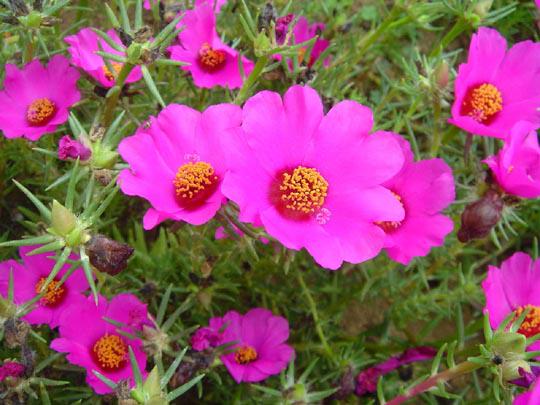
0, 361, 25, 382
457, 189, 503, 243
58, 135, 91, 161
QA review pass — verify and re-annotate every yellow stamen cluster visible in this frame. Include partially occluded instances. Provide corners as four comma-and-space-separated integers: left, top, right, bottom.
514, 305, 540, 338
279, 166, 328, 214
102, 62, 123, 82
35, 277, 66, 306
376, 192, 403, 233
467, 83, 503, 123
234, 345, 258, 364
174, 161, 217, 200
26, 98, 56, 126
93, 334, 128, 370
198, 43, 226, 71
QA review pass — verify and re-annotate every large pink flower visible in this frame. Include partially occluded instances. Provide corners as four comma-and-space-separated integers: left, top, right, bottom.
144, 0, 227, 12
449, 27, 540, 138
217, 308, 294, 383
50, 294, 149, 394
380, 133, 455, 265
222, 85, 405, 270
0, 246, 89, 328
484, 121, 540, 199
0, 56, 80, 141
64, 28, 143, 88
515, 380, 540, 405
482, 252, 540, 350
168, 2, 253, 89
118, 103, 241, 229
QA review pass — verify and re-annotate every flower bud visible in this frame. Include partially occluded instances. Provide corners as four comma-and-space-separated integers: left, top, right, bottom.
51, 200, 77, 237
258, 3, 277, 33
9, 0, 29, 16
58, 136, 91, 161
3, 318, 30, 349
91, 142, 118, 169
86, 234, 134, 276
434, 60, 449, 89
492, 331, 530, 381
457, 190, 503, 242
474, 0, 494, 19
0, 361, 25, 383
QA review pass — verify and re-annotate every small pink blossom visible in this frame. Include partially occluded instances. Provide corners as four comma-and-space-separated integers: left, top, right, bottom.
380, 133, 455, 265
0, 361, 25, 382
190, 317, 225, 351
168, 2, 253, 89
65, 28, 143, 88
118, 103, 242, 230
58, 135, 92, 161
484, 121, 540, 199
0, 246, 89, 328
449, 27, 540, 138
144, 0, 227, 13
0, 56, 80, 141
51, 294, 149, 394
222, 85, 405, 270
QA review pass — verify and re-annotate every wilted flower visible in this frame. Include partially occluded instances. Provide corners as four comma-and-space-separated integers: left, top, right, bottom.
380, 133, 455, 265
0, 361, 25, 382
0, 55, 80, 141
190, 317, 224, 351
457, 189, 504, 243
65, 28, 143, 88
58, 135, 91, 161
482, 252, 540, 351
118, 103, 241, 229
355, 347, 437, 396
86, 234, 134, 276
215, 308, 294, 383
168, 2, 253, 88
0, 246, 89, 328
484, 121, 540, 199
50, 294, 149, 394
222, 85, 405, 269
449, 27, 540, 138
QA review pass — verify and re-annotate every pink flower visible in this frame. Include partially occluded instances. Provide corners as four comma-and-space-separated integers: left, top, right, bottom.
168, 2, 253, 89
222, 85, 405, 270
65, 28, 143, 88
50, 294, 149, 394
118, 103, 241, 230
482, 252, 540, 350
355, 347, 436, 396
0, 56, 80, 141
275, 16, 330, 68
0, 246, 89, 328
515, 380, 540, 405
190, 317, 225, 351
58, 135, 92, 161
484, 121, 540, 199
144, 0, 227, 13
449, 27, 540, 138
0, 361, 25, 382
379, 133, 455, 265
536, 0, 540, 9
216, 308, 294, 383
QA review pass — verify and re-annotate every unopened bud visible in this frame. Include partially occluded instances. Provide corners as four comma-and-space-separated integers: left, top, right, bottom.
492, 331, 530, 381
51, 200, 77, 237
457, 190, 503, 242
86, 234, 134, 276
474, 0, 494, 19
3, 318, 30, 349
434, 60, 449, 89
258, 3, 277, 33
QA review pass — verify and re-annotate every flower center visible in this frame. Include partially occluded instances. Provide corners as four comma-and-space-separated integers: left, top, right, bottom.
92, 334, 128, 371
234, 345, 258, 365
34, 277, 67, 308
26, 98, 57, 126
376, 192, 404, 233
514, 305, 540, 338
461, 83, 503, 124
173, 161, 220, 210
198, 43, 227, 72
270, 166, 329, 221
102, 62, 123, 82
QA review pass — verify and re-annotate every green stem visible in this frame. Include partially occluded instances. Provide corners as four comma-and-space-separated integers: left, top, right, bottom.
101, 62, 135, 127
429, 17, 470, 58
295, 268, 335, 362
386, 361, 482, 405
355, 5, 402, 60
429, 94, 442, 157
234, 55, 269, 105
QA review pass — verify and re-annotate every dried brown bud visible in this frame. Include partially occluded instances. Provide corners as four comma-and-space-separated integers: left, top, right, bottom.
89, 125, 106, 142
115, 380, 133, 401
86, 234, 134, 276
457, 190, 504, 243
170, 351, 214, 388
3, 319, 30, 349
93, 169, 114, 186
8, 0, 29, 16
327, 366, 355, 402
134, 26, 153, 43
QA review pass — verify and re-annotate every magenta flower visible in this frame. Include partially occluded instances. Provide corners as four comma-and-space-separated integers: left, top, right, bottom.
379, 133, 455, 265
118, 103, 241, 229
484, 121, 540, 199
222, 85, 405, 270
0, 56, 80, 141
217, 308, 294, 383
0, 246, 89, 328
168, 2, 253, 89
65, 28, 143, 88
144, 0, 227, 12
275, 16, 330, 68
515, 380, 540, 405
355, 347, 436, 396
50, 294, 148, 394
58, 135, 92, 161
482, 252, 540, 349
449, 27, 540, 139
190, 317, 225, 351
0, 361, 25, 382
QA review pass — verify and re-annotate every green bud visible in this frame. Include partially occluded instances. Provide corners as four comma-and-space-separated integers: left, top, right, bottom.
92, 142, 118, 169
51, 200, 77, 236
474, 0, 493, 19
65, 227, 90, 247
254, 32, 272, 58
492, 331, 530, 381
142, 367, 164, 400
127, 43, 143, 64
0, 296, 17, 319
292, 383, 307, 401
24, 11, 42, 29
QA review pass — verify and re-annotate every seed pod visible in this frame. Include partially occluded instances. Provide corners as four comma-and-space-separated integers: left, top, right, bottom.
457, 190, 503, 243
8, 0, 29, 16
258, 3, 277, 33
86, 234, 134, 276
116, 28, 133, 47
3, 319, 30, 349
